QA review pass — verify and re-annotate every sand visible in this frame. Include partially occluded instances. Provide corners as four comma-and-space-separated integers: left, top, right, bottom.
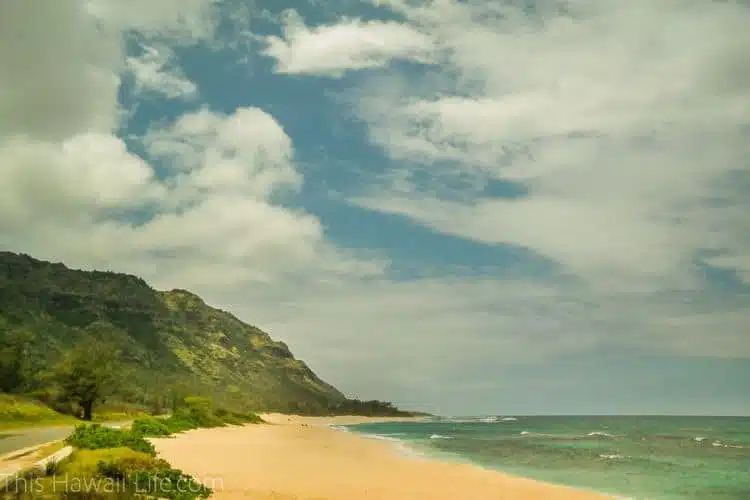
151, 414, 614, 500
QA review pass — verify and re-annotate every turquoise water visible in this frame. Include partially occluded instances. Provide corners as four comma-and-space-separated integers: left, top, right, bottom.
344, 416, 750, 499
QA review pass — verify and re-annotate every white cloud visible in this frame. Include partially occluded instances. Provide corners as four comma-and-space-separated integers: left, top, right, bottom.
0, 0, 122, 141
0, 134, 158, 228
207, 276, 750, 404
126, 44, 197, 100
86, 0, 219, 41
1, 0, 748, 415
0, 0, 383, 293
350, 0, 750, 288
260, 9, 436, 76
707, 253, 750, 285
144, 107, 300, 200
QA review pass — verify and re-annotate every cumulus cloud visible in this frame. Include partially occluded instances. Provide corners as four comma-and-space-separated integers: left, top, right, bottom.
0, 0, 382, 292
210, 276, 750, 405
126, 44, 198, 100
260, 9, 436, 76
87, 0, 220, 41
350, 0, 750, 289
0, 0, 122, 141
2, 0, 748, 414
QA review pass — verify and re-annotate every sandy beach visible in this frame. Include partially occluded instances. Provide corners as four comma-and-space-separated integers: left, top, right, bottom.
152, 414, 614, 500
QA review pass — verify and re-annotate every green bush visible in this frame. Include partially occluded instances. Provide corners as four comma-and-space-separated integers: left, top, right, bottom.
66, 424, 156, 455
131, 417, 171, 437
162, 409, 202, 433
225, 410, 263, 424
183, 396, 211, 412
131, 399, 264, 439
98, 458, 212, 500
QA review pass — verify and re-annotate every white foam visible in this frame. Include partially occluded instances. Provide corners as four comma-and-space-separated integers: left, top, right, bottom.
598, 454, 626, 460
518, 431, 557, 437
587, 432, 616, 438
429, 434, 453, 439
363, 434, 402, 443
327, 424, 350, 433
501, 417, 518, 422
356, 433, 427, 459
693, 436, 707, 442
479, 416, 499, 422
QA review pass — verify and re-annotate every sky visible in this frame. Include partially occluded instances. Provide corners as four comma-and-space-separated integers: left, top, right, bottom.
1, 0, 749, 416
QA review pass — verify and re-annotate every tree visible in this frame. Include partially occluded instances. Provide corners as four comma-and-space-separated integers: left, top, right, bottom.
54, 340, 121, 420
0, 328, 32, 393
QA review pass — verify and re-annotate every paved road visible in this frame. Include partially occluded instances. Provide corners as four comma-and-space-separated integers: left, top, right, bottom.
0, 422, 130, 457
0, 426, 74, 456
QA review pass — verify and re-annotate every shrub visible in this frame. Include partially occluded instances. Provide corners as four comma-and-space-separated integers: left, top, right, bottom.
162, 409, 201, 433
98, 458, 212, 500
60, 448, 151, 478
66, 424, 156, 456
131, 417, 171, 437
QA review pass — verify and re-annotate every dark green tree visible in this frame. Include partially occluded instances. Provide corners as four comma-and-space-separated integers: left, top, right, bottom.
0, 328, 32, 393
54, 340, 121, 420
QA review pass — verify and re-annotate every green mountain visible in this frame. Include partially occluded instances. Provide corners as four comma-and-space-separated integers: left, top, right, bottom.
0, 251, 348, 414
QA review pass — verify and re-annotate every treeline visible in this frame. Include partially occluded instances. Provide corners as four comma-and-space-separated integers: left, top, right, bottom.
1, 332, 416, 419
327, 399, 418, 417
1, 334, 143, 420
1, 333, 221, 421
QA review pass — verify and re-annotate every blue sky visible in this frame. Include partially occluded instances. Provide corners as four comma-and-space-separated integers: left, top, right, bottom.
1, 0, 749, 415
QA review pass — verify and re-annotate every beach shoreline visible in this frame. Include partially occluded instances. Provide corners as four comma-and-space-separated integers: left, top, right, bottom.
151, 413, 615, 500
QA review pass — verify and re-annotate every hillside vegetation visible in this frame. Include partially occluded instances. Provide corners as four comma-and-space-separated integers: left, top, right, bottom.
0, 393, 74, 430
0, 251, 361, 416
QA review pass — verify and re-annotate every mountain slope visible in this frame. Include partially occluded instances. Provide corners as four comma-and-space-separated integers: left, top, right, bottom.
0, 251, 345, 414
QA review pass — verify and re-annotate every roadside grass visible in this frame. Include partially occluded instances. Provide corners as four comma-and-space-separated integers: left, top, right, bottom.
1, 397, 261, 499
0, 394, 75, 431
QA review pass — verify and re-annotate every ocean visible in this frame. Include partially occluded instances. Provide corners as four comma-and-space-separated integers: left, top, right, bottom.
342, 416, 750, 500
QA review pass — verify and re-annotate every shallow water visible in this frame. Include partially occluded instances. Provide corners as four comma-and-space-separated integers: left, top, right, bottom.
345, 416, 750, 499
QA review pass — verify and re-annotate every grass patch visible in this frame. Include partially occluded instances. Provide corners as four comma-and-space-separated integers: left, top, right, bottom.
4, 448, 211, 499
35, 440, 65, 459
0, 394, 75, 430
60, 447, 148, 478
2, 397, 261, 499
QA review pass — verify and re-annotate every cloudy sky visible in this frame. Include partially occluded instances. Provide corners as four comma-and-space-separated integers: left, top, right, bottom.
1, 0, 749, 415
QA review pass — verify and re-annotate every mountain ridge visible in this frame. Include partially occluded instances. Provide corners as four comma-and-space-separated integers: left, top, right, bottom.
0, 250, 350, 414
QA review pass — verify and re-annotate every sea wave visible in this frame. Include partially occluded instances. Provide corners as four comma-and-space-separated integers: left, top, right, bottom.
363, 434, 402, 443
709, 440, 745, 448
429, 434, 453, 439
587, 432, 616, 438
518, 431, 558, 437
599, 454, 627, 460
519, 431, 583, 438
